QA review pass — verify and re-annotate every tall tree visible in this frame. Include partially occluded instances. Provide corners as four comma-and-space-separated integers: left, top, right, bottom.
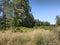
0, 0, 35, 30
56, 15, 60, 26
12, 0, 35, 27
2, 0, 13, 30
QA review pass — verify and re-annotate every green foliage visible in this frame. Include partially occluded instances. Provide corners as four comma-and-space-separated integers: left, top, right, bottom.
11, 27, 33, 32
23, 14, 35, 28
40, 26, 54, 30
34, 26, 54, 31
0, 0, 53, 31
0, 0, 35, 30
34, 19, 50, 26
34, 19, 41, 26
12, 27, 23, 32
56, 15, 60, 25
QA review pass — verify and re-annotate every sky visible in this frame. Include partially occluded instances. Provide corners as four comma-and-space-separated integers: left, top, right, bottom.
30, 0, 60, 24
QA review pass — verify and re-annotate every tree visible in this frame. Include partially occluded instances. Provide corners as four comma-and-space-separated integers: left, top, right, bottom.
42, 22, 50, 26
2, 0, 13, 30
23, 13, 35, 28
34, 19, 41, 26
12, 0, 35, 27
56, 15, 60, 25
0, 0, 35, 30
0, 0, 14, 30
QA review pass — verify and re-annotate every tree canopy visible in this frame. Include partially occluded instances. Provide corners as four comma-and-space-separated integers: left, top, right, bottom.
0, 0, 51, 30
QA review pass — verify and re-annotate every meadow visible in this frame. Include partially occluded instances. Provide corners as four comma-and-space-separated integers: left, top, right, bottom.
0, 26, 60, 45
0, 0, 60, 45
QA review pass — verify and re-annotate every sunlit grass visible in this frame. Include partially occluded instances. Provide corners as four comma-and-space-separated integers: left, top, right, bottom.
0, 29, 59, 45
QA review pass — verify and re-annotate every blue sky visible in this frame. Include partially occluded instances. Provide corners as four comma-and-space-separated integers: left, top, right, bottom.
30, 0, 60, 24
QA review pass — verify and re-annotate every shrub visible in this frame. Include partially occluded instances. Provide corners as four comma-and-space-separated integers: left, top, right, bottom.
12, 27, 23, 32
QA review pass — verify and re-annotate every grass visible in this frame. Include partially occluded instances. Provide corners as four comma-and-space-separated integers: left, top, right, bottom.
33, 26, 55, 31
0, 26, 56, 32
0, 29, 59, 45
53, 27, 60, 41
33, 30, 58, 45
0, 26, 59, 45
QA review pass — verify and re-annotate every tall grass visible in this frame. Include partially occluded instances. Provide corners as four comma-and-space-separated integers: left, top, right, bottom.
53, 27, 60, 41
0, 29, 59, 45
33, 30, 58, 45
34, 26, 55, 31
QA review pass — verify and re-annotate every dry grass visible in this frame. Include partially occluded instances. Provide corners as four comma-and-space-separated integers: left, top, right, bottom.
0, 29, 59, 45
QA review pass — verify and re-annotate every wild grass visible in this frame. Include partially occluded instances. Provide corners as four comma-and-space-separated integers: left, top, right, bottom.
0, 26, 55, 33
0, 29, 59, 45
33, 30, 58, 45
34, 26, 55, 31
7, 27, 34, 32
53, 27, 60, 41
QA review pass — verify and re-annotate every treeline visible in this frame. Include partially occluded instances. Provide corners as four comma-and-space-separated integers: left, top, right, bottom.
34, 19, 50, 26
0, 0, 35, 30
0, 0, 60, 30
0, 0, 51, 30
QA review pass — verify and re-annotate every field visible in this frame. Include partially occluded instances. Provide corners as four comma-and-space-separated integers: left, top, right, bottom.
0, 26, 60, 45
0, 0, 60, 45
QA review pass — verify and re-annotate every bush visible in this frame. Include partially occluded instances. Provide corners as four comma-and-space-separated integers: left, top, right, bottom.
12, 27, 23, 32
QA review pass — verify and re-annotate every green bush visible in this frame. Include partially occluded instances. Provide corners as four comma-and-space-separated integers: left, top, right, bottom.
34, 26, 54, 31
12, 27, 23, 32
